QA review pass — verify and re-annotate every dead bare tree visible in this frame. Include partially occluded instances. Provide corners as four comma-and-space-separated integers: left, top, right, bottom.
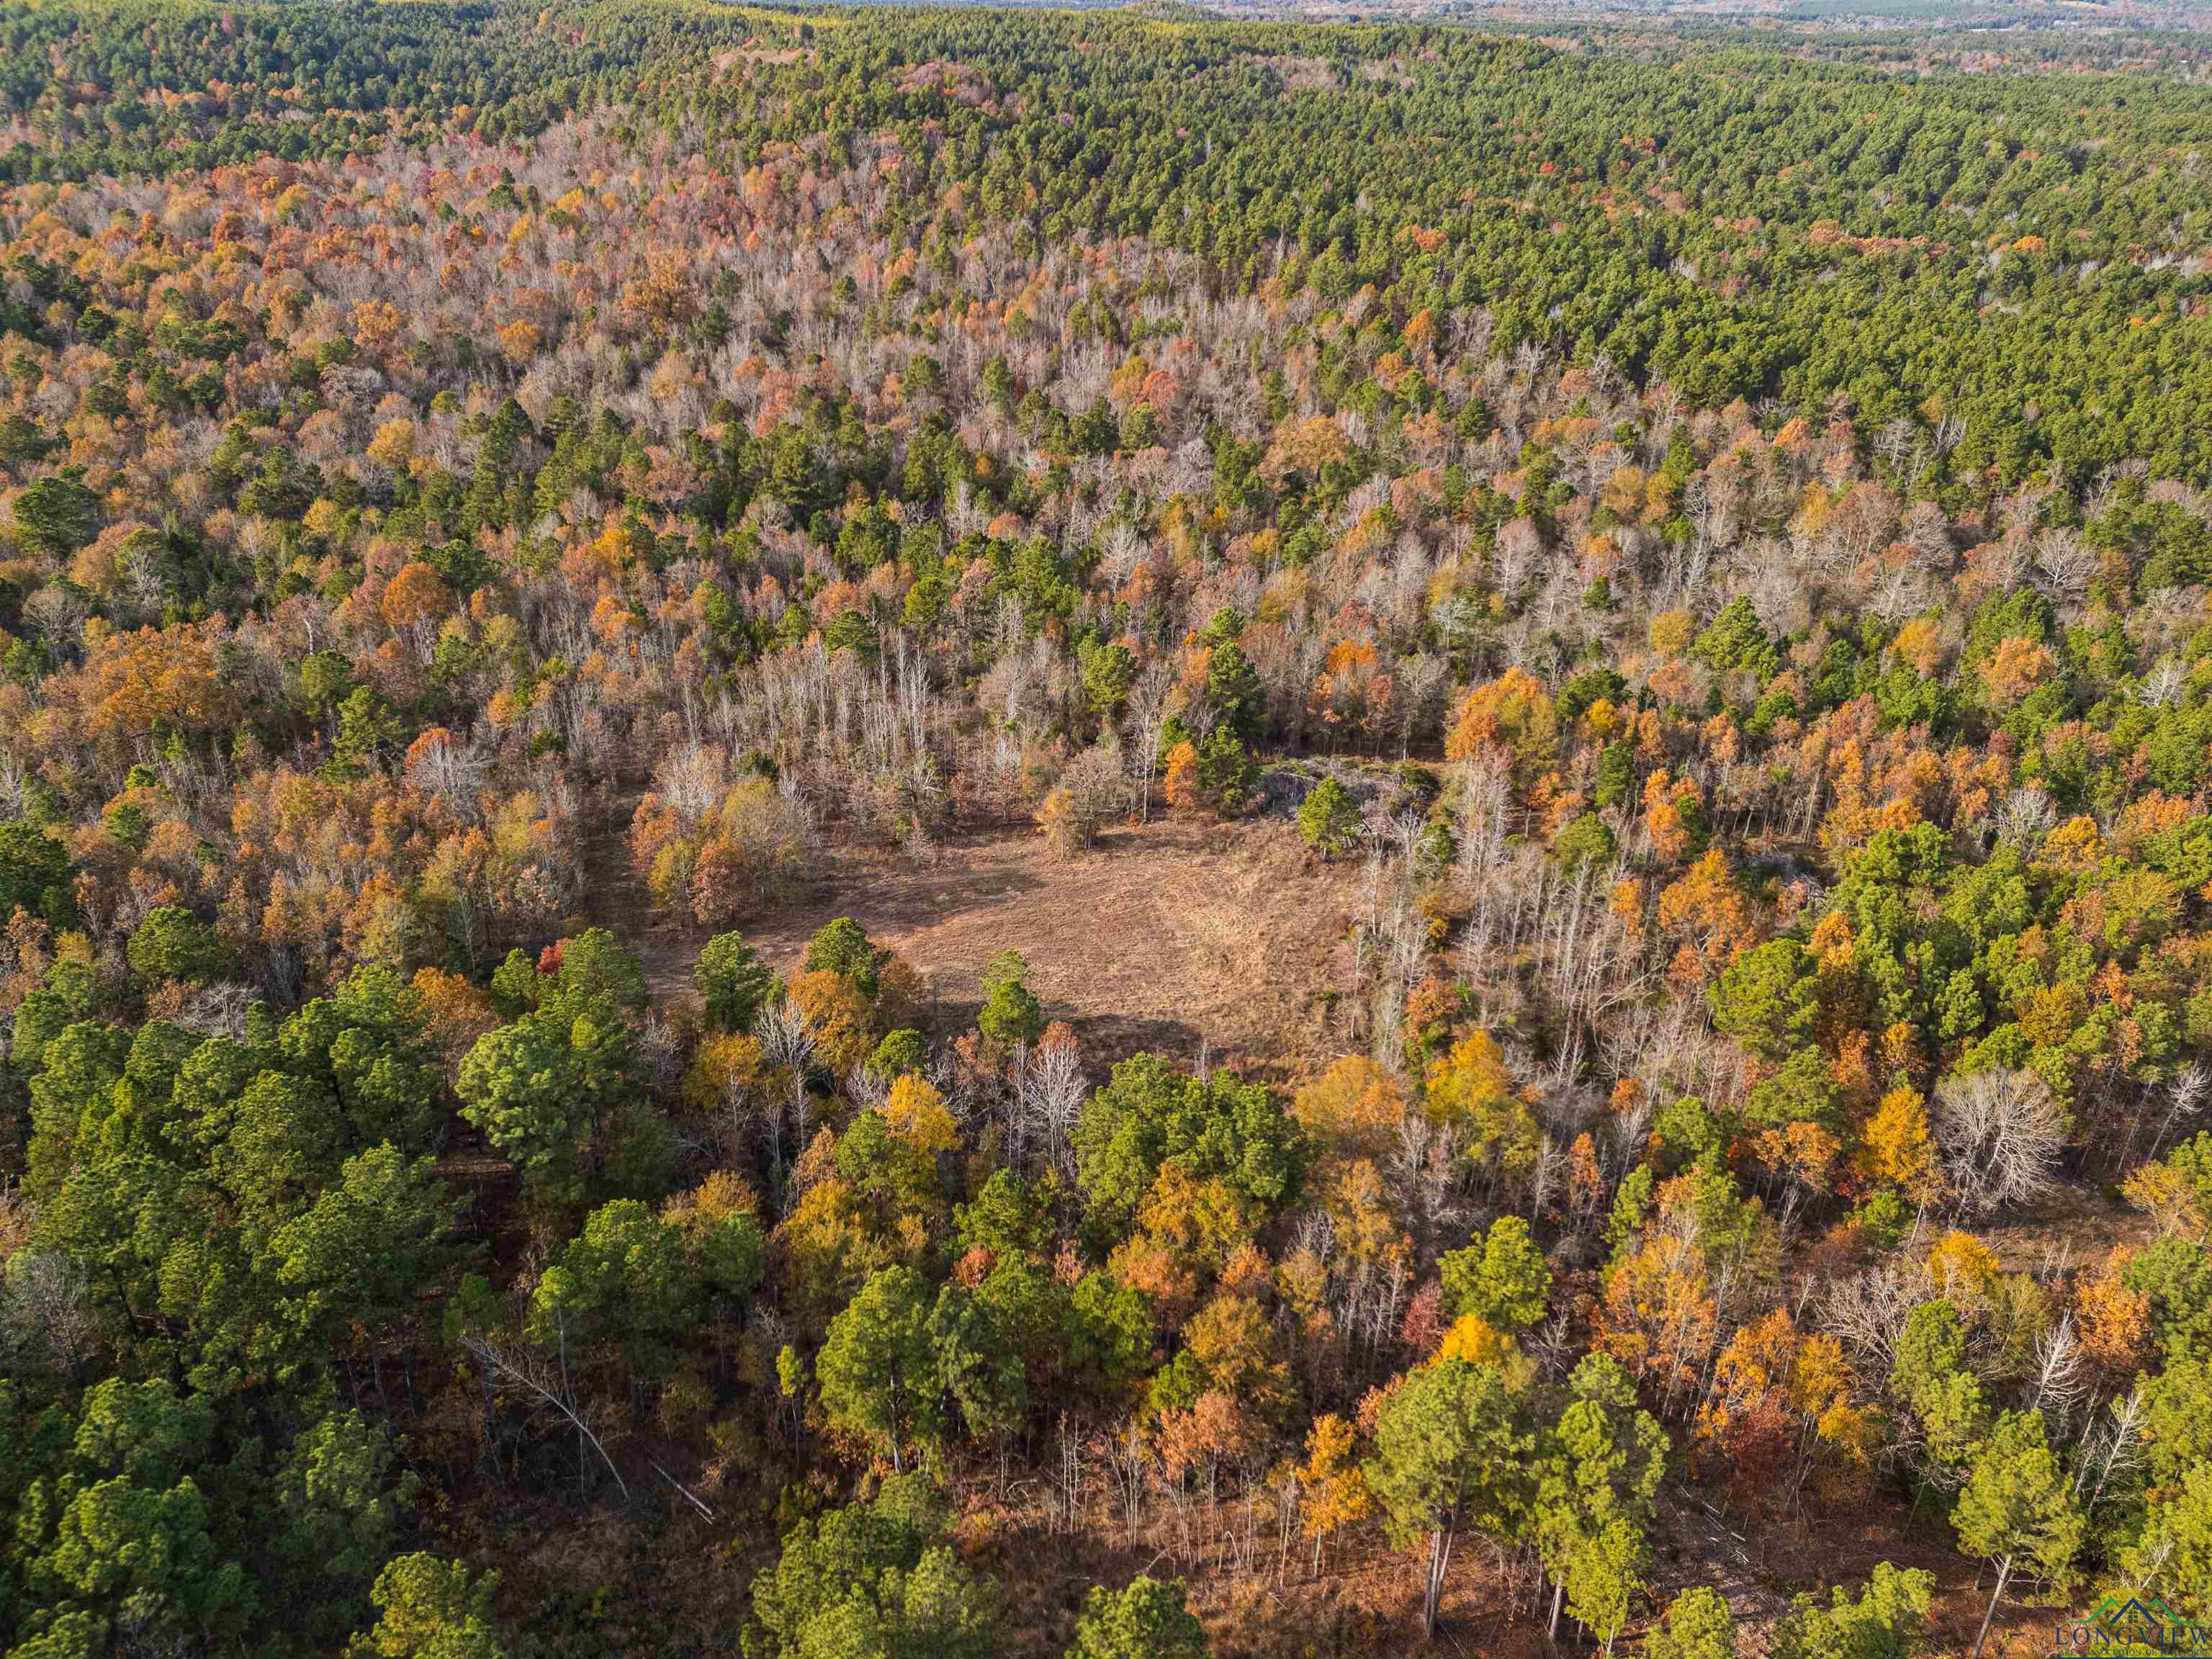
2121, 1062, 2211, 1172
1931, 1068, 2066, 1217
1123, 657, 1177, 824
1817, 1257, 1920, 1381
754, 1000, 817, 1210
2074, 1385, 2146, 1514
1022, 1035, 1088, 1181
461, 1331, 630, 1503
2, 1249, 106, 1377
2026, 1312, 2088, 1434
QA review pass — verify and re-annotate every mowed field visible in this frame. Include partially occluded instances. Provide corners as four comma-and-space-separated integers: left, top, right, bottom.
609, 814, 1374, 1082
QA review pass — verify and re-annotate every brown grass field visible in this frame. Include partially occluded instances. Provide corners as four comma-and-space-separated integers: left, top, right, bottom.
607, 813, 1375, 1084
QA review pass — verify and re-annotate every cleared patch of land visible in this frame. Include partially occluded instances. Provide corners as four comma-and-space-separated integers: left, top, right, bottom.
606, 814, 1371, 1081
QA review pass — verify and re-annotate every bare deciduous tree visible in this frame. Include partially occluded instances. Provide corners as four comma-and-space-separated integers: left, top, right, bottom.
1932, 1068, 2067, 1217
3, 1249, 106, 1377
755, 999, 817, 1206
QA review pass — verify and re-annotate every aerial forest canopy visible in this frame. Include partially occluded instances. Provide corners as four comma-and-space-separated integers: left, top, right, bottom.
6, 1, 2212, 477
0, 0, 2209, 1655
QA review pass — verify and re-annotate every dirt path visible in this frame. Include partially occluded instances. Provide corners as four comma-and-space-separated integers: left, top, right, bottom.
1979, 1179, 2152, 1277
594, 814, 1371, 1081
